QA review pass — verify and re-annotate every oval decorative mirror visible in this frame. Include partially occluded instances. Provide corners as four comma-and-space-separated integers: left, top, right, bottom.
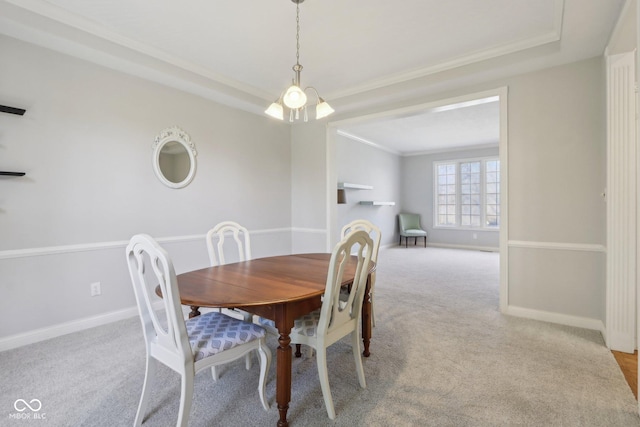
152, 126, 197, 189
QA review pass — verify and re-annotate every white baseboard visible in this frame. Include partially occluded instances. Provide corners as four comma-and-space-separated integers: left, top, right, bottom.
0, 305, 141, 352
0, 301, 208, 353
507, 240, 606, 252
505, 305, 605, 337
380, 243, 398, 250
382, 242, 499, 252
426, 242, 499, 252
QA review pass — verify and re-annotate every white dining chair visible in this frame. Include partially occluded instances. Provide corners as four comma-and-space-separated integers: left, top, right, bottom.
295, 219, 381, 359
289, 229, 373, 420
126, 234, 271, 427
206, 221, 251, 267
341, 219, 381, 327
205, 221, 253, 319
206, 221, 277, 377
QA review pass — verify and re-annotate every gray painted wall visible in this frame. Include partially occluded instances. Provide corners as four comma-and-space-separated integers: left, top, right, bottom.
334, 134, 401, 248
505, 57, 606, 323
402, 147, 500, 250
295, 56, 606, 328
332, 136, 498, 250
0, 36, 292, 338
291, 122, 329, 253
0, 34, 610, 343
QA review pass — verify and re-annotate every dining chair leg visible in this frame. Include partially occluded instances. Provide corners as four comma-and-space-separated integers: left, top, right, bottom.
316, 347, 336, 420
371, 298, 376, 328
423, 236, 427, 247
351, 330, 367, 389
211, 366, 219, 381
257, 343, 272, 411
177, 370, 195, 427
134, 356, 157, 427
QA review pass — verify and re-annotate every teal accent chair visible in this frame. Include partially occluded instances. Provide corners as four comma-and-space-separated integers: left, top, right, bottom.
398, 213, 427, 247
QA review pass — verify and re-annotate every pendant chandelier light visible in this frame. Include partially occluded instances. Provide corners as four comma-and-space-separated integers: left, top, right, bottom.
265, 0, 334, 122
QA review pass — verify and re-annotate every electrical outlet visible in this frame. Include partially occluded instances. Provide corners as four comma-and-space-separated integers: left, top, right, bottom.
473, 233, 478, 239
90, 282, 101, 297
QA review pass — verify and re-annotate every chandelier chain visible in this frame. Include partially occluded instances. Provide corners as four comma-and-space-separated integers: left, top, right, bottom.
295, 3, 300, 65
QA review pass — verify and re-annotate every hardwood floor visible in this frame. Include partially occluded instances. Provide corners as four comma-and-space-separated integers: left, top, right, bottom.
612, 350, 638, 399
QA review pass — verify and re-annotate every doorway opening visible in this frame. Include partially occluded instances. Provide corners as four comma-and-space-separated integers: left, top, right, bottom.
326, 87, 509, 312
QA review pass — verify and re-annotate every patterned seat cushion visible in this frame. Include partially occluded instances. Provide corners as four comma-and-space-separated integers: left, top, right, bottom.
294, 299, 350, 336
292, 309, 321, 337
185, 312, 266, 361
258, 317, 277, 330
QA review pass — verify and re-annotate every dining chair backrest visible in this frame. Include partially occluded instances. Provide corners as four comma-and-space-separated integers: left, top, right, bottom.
341, 219, 381, 263
127, 234, 191, 369
319, 229, 373, 339
340, 219, 381, 327
205, 221, 257, 343
206, 221, 251, 266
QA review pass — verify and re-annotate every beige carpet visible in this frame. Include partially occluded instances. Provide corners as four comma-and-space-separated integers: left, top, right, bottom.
1, 246, 638, 426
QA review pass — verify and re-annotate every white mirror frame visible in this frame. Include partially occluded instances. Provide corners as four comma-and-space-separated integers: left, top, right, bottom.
152, 126, 197, 189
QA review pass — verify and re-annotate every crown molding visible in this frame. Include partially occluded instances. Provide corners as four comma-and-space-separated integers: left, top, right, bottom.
1, 0, 566, 114
336, 130, 402, 156
404, 142, 499, 157
0, 0, 271, 106
327, 0, 565, 100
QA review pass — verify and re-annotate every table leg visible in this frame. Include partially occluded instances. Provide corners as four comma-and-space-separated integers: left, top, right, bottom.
273, 305, 293, 427
189, 306, 201, 318
276, 330, 292, 427
362, 275, 372, 357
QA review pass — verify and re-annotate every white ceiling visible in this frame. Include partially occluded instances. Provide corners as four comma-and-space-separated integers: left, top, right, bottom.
337, 96, 501, 156
0, 0, 625, 154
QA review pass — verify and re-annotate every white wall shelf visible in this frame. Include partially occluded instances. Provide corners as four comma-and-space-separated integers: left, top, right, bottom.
359, 201, 396, 206
338, 182, 373, 190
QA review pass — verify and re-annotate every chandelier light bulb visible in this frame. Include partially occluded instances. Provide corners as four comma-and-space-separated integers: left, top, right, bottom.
283, 85, 307, 109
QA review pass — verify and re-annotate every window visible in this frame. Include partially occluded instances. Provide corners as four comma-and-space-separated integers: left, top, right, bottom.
485, 160, 500, 228
434, 158, 500, 229
436, 163, 456, 226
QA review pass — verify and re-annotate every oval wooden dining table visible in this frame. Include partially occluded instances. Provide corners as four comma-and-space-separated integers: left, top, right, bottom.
170, 253, 375, 427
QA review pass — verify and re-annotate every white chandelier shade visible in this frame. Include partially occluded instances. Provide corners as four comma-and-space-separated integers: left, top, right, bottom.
265, 101, 284, 120
283, 85, 307, 109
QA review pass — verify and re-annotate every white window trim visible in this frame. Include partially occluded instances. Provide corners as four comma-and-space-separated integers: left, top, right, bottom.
433, 156, 500, 231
